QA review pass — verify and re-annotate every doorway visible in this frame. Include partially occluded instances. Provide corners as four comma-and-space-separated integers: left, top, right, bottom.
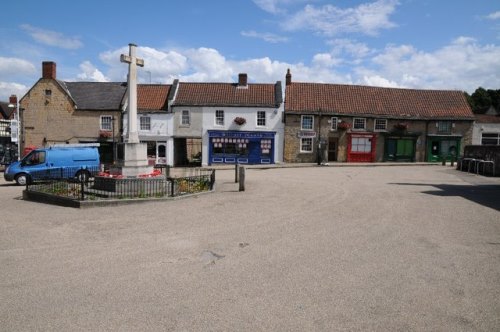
328, 137, 338, 162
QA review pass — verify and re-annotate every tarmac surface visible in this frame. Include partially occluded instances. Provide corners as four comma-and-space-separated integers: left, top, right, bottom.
1, 165, 499, 331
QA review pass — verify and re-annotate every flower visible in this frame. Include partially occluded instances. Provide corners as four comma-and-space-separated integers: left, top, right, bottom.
338, 121, 351, 130
234, 117, 246, 125
394, 122, 409, 130
99, 130, 112, 138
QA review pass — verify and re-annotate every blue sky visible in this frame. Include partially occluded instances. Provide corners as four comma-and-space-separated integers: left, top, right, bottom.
1, 0, 499, 101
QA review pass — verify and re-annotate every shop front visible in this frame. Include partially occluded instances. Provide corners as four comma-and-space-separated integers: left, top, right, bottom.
347, 133, 377, 162
384, 133, 419, 162
208, 130, 275, 165
426, 135, 461, 162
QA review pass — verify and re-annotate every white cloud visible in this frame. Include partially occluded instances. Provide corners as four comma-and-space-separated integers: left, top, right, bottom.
360, 75, 400, 88
0, 57, 36, 76
0, 82, 30, 102
355, 37, 500, 92
76, 61, 109, 82
100, 46, 188, 83
252, 0, 309, 14
241, 30, 289, 43
486, 11, 500, 20
312, 53, 342, 68
283, 0, 399, 36
20, 24, 83, 50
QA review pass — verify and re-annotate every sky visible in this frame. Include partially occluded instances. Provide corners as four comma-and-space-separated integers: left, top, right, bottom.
0, 0, 499, 102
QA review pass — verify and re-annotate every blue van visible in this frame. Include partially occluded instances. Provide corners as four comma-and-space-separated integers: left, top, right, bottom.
4, 144, 100, 185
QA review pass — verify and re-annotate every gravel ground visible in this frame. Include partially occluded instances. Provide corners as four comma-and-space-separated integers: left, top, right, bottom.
1, 165, 499, 331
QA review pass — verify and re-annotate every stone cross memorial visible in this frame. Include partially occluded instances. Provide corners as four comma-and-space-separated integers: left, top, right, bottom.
110, 43, 152, 177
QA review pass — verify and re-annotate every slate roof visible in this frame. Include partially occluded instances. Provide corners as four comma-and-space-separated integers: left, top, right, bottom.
285, 82, 474, 120
61, 81, 127, 110
0, 101, 14, 119
137, 84, 171, 112
173, 82, 282, 108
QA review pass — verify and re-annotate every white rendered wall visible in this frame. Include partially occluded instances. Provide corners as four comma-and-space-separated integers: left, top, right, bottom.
472, 122, 500, 144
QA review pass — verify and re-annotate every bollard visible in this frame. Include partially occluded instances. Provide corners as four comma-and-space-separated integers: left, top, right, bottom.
235, 163, 239, 183
239, 166, 245, 192
450, 157, 455, 167
441, 156, 446, 166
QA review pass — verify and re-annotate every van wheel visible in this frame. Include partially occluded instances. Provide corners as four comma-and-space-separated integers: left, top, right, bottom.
75, 170, 90, 182
15, 173, 30, 186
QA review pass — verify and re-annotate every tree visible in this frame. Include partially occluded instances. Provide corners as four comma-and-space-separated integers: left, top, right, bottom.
470, 87, 492, 114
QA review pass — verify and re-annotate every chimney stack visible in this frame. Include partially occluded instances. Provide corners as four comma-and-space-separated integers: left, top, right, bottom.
286, 68, 292, 86
238, 73, 248, 87
9, 95, 17, 106
42, 61, 56, 79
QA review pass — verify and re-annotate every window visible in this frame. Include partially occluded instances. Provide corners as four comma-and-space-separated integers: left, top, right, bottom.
351, 137, 372, 153
257, 111, 266, 127
353, 118, 366, 130
374, 119, 387, 131
301, 115, 313, 130
100, 115, 112, 131
481, 133, 500, 145
300, 137, 313, 152
140, 116, 151, 131
215, 110, 225, 126
437, 121, 452, 134
44, 89, 52, 97
25, 151, 46, 165
181, 110, 190, 126
331, 117, 338, 131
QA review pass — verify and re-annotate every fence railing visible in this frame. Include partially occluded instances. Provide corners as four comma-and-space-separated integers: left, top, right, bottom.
25, 166, 215, 201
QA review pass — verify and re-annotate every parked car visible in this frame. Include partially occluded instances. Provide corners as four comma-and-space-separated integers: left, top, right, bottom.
4, 143, 100, 185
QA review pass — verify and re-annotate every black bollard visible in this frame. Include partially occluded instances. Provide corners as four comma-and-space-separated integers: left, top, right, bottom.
239, 166, 245, 192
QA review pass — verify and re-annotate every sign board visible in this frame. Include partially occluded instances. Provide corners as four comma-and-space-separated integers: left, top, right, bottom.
10, 120, 18, 143
297, 131, 316, 138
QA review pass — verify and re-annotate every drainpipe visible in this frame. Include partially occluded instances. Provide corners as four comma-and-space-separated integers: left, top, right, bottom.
317, 109, 322, 165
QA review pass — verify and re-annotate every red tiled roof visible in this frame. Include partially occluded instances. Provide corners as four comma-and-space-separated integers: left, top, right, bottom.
137, 84, 171, 111
475, 114, 500, 123
173, 82, 280, 107
285, 82, 474, 119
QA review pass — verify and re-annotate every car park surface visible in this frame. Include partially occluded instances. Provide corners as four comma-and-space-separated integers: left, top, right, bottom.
1, 165, 499, 331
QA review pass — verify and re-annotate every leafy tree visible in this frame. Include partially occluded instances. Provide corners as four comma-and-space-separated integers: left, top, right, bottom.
470, 87, 492, 114
487, 89, 500, 110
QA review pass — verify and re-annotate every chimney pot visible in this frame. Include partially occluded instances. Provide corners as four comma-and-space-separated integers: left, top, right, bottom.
238, 73, 248, 87
286, 68, 292, 86
42, 61, 56, 79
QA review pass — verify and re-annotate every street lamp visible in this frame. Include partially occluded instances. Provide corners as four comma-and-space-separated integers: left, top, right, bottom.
7, 95, 20, 161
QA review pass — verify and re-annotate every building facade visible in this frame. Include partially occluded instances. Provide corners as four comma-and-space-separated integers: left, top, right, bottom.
284, 70, 474, 163
19, 62, 124, 164
172, 74, 284, 166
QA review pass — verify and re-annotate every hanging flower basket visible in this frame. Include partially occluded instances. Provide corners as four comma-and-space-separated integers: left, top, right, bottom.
394, 123, 409, 130
99, 130, 112, 138
234, 117, 247, 125
338, 121, 351, 130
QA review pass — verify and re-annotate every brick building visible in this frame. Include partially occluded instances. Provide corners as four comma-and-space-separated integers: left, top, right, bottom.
284, 70, 475, 163
19, 62, 124, 163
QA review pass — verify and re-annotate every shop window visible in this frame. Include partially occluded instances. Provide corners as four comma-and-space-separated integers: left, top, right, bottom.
301, 115, 313, 130
481, 133, 500, 145
374, 119, 387, 131
100, 115, 112, 131
353, 118, 366, 130
140, 116, 151, 131
261, 139, 272, 156
215, 110, 224, 126
257, 111, 266, 127
181, 110, 190, 126
212, 138, 249, 155
351, 137, 371, 152
301, 137, 313, 152
437, 121, 452, 134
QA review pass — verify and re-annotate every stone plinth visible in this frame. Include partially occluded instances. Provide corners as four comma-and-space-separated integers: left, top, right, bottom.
110, 142, 153, 177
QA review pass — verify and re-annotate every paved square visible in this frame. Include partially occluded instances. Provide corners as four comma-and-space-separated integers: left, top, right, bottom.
1, 166, 499, 331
